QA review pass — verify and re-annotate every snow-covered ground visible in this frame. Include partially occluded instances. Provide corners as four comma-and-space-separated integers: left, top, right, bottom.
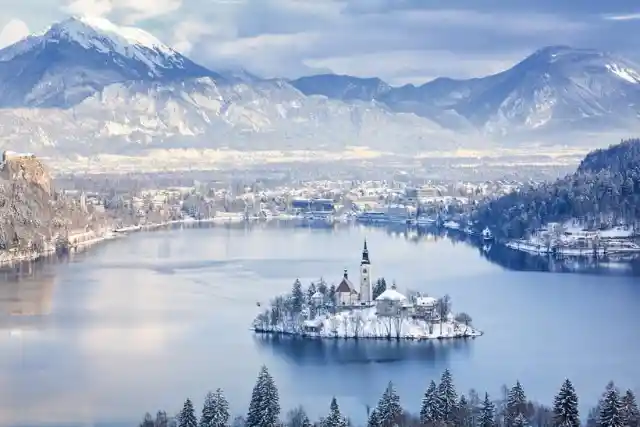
505, 220, 640, 257
253, 307, 482, 340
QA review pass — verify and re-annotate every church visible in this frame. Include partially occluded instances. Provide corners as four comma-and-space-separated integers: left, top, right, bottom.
335, 240, 373, 307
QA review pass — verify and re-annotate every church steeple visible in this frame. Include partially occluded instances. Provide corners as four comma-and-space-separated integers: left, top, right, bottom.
361, 239, 370, 265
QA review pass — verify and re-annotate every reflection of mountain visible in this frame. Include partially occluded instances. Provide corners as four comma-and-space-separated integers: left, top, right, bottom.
479, 242, 640, 276
253, 334, 473, 366
0, 260, 57, 316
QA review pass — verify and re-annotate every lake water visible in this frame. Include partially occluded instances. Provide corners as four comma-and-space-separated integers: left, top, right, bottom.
1, 223, 639, 427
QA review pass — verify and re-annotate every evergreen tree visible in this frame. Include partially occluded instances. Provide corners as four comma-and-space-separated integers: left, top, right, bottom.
247, 366, 280, 427
599, 385, 622, 427
420, 380, 438, 425
367, 408, 381, 427
621, 390, 640, 427
155, 411, 169, 427
291, 279, 304, 314
372, 278, 387, 300
505, 381, 528, 427
513, 413, 529, 427
478, 393, 496, 427
140, 413, 154, 427
436, 369, 458, 423
455, 394, 472, 427
328, 285, 337, 305
552, 379, 579, 427
179, 398, 198, 427
375, 382, 402, 427
200, 388, 229, 427
306, 282, 317, 305
324, 397, 347, 427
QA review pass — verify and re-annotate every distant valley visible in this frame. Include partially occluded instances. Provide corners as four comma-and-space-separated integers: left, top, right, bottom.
0, 17, 639, 172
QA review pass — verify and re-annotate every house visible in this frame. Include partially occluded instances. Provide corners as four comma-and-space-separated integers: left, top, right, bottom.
335, 270, 359, 307
375, 284, 407, 316
414, 296, 437, 319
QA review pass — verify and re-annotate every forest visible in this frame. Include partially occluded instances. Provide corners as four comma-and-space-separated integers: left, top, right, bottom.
472, 139, 640, 239
139, 365, 636, 427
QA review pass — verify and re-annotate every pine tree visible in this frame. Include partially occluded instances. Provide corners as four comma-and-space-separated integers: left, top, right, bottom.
599, 385, 622, 427
455, 394, 472, 427
478, 393, 496, 427
505, 381, 528, 427
367, 408, 381, 427
179, 398, 198, 427
140, 413, 154, 427
375, 382, 402, 427
201, 388, 230, 427
420, 380, 438, 425
552, 379, 579, 427
247, 365, 280, 427
513, 413, 529, 427
201, 392, 215, 427
291, 279, 304, 314
306, 282, 317, 305
621, 390, 640, 427
324, 397, 347, 427
436, 369, 458, 423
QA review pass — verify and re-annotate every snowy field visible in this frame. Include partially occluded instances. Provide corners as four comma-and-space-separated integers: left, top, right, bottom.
253, 307, 482, 340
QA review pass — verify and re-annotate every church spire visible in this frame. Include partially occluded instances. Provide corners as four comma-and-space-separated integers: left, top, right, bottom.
361, 239, 370, 265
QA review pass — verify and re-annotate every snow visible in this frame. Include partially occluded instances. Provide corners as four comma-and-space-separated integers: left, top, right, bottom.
375, 288, 407, 301
254, 307, 481, 340
605, 63, 640, 84
44, 16, 181, 74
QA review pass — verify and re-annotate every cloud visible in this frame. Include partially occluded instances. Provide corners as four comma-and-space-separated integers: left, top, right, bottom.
62, 0, 181, 24
4, 0, 640, 83
0, 19, 30, 49
603, 13, 640, 21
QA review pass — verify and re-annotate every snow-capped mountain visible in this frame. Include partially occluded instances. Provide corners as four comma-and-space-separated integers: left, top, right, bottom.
291, 46, 640, 136
1, 16, 639, 162
0, 16, 216, 107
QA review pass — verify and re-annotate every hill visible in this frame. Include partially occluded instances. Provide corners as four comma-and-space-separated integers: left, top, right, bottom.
0, 151, 91, 254
472, 139, 640, 238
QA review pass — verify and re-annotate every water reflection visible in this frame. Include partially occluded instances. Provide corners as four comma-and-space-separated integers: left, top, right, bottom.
254, 334, 473, 366
0, 259, 57, 319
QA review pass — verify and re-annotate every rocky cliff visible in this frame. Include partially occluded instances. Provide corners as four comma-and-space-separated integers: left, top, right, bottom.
0, 151, 89, 252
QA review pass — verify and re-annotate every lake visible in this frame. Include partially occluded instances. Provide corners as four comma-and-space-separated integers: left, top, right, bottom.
1, 223, 639, 426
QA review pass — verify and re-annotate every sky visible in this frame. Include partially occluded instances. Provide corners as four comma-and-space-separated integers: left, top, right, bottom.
0, 0, 639, 85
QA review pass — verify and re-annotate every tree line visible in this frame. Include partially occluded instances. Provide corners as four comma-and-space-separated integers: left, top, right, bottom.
471, 138, 640, 239
140, 366, 638, 427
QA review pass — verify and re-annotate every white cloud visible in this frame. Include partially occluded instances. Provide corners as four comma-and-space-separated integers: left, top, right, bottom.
62, 0, 181, 24
304, 50, 528, 85
0, 19, 30, 49
603, 13, 640, 21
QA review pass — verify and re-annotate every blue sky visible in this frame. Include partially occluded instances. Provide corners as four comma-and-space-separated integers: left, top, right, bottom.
1, 0, 639, 85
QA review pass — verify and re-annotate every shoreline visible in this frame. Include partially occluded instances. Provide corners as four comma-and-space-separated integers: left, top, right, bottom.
0, 216, 233, 267
251, 326, 483, 341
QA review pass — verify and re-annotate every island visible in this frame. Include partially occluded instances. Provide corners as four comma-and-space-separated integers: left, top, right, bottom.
252, 241, 482, 340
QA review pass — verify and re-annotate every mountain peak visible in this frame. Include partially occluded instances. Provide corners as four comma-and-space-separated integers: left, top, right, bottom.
0, 15, 218, 108
49, 16, 175, 56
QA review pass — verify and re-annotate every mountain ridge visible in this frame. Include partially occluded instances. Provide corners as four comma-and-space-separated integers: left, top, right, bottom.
0, 16, 639, 161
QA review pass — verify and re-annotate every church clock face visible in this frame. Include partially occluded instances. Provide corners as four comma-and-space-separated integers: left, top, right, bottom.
362, 268, 367, 274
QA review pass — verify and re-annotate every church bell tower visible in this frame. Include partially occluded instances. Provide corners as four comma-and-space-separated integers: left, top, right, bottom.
360, 239, 371, 303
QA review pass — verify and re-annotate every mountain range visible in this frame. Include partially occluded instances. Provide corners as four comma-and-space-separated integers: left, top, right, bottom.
1, 16, 640, 160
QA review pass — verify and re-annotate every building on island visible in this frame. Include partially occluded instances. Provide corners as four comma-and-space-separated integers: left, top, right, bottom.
375, 283, 408, 316
335, 240, 374, 307
335, 269, 359, 306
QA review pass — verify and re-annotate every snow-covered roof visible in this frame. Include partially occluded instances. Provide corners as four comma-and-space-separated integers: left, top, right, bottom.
375, 288, 407, 301
311, 291, 323, 299
416, 296, 437, 307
